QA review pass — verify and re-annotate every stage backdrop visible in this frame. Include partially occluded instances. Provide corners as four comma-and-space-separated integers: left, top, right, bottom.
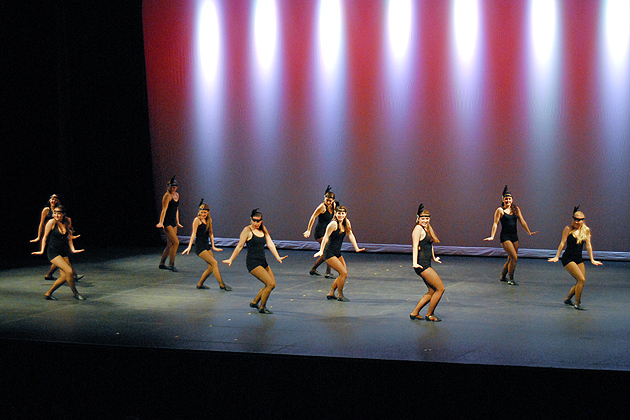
143, 0, 630, 253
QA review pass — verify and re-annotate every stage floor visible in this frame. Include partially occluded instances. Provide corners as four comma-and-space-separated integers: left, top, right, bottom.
2, 247, 628, 372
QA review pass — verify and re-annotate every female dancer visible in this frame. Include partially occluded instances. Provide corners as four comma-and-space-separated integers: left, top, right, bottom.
156, 176, 182, 271
31, 194, 82, 281
32, 205, 85, 300
410, 204, 445, 322
303, 185, 336, 277
547, 206, 602, 310
182, 199, 231, 291
484, 185, 538, 285
222, 209, 287, 314
31, 194, 62, 244
314, 205, 364, 302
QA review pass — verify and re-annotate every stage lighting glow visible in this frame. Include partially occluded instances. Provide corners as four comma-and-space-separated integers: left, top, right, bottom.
452, 0, 479, 71
604, 0, 630, 69
254, 0, 278, 80
600, 0, 630, 155
194, 0, 224, 175
314, 0, 345, 175
530, 0, 558, 73
387, 0, 413, 64
198, 0, 221, 85
527, 0, 559, 106
318, 0, 343, 76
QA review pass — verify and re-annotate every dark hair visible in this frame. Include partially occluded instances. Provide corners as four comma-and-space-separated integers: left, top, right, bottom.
324, 185, 335, 200
334, 205, 351, 233
53, 205, 72, 234
250, 208, 269, 233
47, 194, 60, 209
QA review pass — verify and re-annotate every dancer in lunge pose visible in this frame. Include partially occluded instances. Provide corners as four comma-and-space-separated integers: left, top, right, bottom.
182, 199, 231, 291
409, 204, 445, 322
314, 205, 364, 302
303, 185, 336, 278
548, 206, 602, 310
31, 194, 82, 281
156, 176, 182, 271
484, 185, 538, 285
223, 209, 287, 314
32, 205, 85, 301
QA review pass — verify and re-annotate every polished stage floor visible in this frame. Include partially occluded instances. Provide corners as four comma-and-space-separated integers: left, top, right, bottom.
1, 247, 629, 418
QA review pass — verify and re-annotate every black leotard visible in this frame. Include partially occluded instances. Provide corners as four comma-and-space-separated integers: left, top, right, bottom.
163, 198, 179, 228
246, 230, 268, 272
499, 212, 519, 243
314, 208, 334, 240
47, 223, 70, 261
561, 232, 584, 267
414, 229, 433, 275
194, 222, 211, 256
323, 225, 345, 260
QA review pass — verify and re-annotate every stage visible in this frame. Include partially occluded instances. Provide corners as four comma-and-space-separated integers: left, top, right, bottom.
1, 247, 628, 418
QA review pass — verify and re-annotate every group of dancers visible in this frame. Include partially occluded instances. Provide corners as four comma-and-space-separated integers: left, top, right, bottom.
31, 180, 603, 318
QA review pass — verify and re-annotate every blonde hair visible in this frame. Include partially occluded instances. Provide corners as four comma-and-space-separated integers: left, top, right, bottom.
571, 211, 590, 244
416, 210, 440, 243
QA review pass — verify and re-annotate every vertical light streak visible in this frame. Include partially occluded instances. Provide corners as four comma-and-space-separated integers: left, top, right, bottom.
195, 0, 224, 178
527, 0, 560, 140
453, 0, 479, 77
318, 0, 343, 78
450, 0, 482, 159
527, 0, 560, 207
314, 0, 346, 172
254, 0, 278, 82
387, 0, 413, 66
599, 0, 630, 179
251, 0, 281, 151
604, 0, 630, 70
383, 0, 415, 151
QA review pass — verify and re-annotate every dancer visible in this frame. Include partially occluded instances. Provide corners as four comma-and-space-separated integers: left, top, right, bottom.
548, 206, 602, 310
31, 194, 82, 281
222, 209, 287, 314
156, 176, 182, 271
32, 205, 85, 300
303, 185, 336, 278
409, 204, 445, 322
484, 185, 538, 285
314, 205, 364, 302
182, 199, 231, 291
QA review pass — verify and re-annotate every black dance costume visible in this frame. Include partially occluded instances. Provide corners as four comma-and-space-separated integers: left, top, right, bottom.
194, 222, 211, 256
561, 233, 584, 267
499, 212, 519, 243
47, 224, 70, 261
246, 229, 268, 272
314, 209, 334, 240
163, 198, 179, 228
323, 225, 345, 260
414, 230, 433, 275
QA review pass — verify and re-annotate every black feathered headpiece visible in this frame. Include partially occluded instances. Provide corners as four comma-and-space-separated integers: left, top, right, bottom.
168, 176, 178, 186
502, 185, 512, 197
325, 185, 332, 194
199, 198, 204, 207
573, 205, 580, 214
417, 203, 424, 217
